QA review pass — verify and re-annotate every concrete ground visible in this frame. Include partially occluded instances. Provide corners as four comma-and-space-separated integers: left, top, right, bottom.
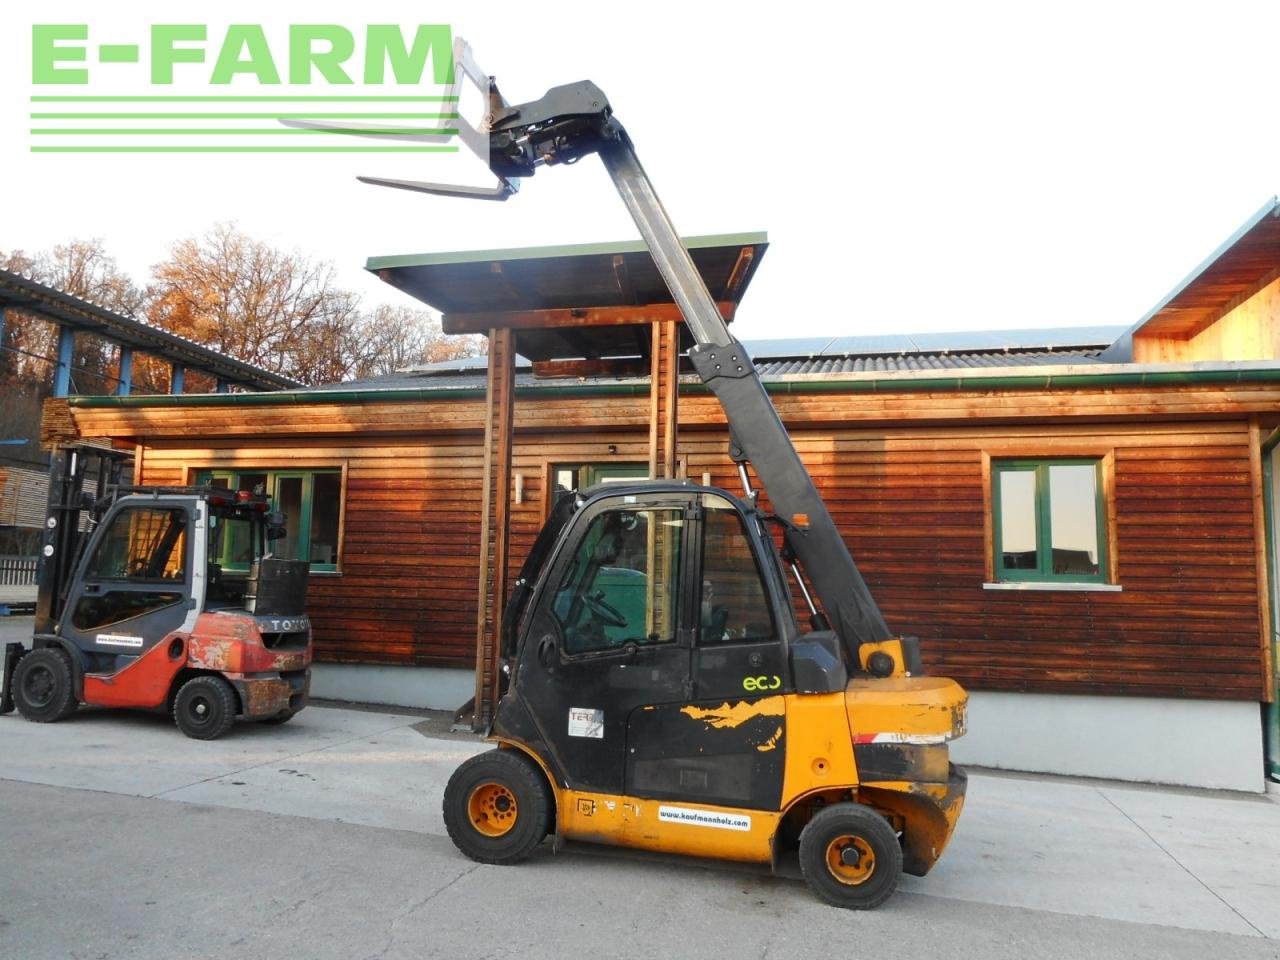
3, 615, 1280, 958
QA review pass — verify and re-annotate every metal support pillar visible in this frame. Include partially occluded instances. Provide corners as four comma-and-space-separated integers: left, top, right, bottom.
473, 327, 515, 729
53, 325, 74, 397
170, 364, 185, 394
648, 319, 680, 479
115, 345, 133, 396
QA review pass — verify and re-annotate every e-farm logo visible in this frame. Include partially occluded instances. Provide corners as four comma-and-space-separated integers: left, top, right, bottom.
29, 23, 461, 154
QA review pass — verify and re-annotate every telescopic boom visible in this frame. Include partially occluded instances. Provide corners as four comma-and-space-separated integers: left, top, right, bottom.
360, 48, 895, 662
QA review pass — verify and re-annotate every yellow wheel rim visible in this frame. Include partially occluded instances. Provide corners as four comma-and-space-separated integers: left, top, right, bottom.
825, 835, 876, 885
467, 782, 519, 837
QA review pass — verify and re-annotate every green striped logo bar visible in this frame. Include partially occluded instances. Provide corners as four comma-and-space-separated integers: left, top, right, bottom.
29, 23, 463, 153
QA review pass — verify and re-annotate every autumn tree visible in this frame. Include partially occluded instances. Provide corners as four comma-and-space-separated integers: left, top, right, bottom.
148, 224, 363, 386
2, 227, 483, 399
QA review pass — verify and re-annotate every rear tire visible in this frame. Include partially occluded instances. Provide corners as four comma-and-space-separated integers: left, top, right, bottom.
442, 749, 552, 864
173, 675, 237, 740
13, 648, 78, 723
798, 802, 902, 909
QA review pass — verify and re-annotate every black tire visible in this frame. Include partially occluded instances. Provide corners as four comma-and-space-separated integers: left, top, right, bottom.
798, 802, 903, 910
442, 749, 552, 864
13, 648, 78, 723
173, 675, 237, 740
260, 709, 296, 725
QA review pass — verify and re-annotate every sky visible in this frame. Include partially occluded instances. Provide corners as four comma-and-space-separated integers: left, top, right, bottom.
3, 1, 1280, 345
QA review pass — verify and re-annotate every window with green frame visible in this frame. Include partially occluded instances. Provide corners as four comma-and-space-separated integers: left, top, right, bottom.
548, 462, 649, 515
197, 469, 342, 573
992, 459, 1107, 583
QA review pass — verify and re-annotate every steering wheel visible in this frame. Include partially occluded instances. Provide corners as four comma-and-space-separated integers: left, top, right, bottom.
581, 590, 627, 628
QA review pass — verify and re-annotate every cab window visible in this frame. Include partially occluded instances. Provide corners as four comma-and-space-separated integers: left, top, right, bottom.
699, 499, 775, 644
553, 507, 684, 655
71, 506, 188, 630
85, 507, 187, 582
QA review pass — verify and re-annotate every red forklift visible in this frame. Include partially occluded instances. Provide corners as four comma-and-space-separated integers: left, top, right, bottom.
1, 444, 312, 739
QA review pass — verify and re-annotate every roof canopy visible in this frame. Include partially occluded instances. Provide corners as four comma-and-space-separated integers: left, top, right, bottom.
1104, 197, 1280, 359
367, 232, 767, 362
0, 268, 302, 391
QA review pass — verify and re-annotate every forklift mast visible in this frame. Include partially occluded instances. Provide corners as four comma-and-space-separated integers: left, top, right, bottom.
359, 44, 894, 664
34, 444, 133, 635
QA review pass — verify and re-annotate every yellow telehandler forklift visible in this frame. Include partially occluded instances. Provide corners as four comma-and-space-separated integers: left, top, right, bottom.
357, 43, 968, 908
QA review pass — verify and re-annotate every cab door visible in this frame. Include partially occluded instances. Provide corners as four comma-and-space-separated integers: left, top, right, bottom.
624, 493, 792, 811
513, 492, 695, 796
61, 502, 193, 668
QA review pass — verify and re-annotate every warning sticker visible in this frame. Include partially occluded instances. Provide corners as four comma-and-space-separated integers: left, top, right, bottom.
96, 634, 144, 648
568, 707, 604, 739
658, 805, 751, 832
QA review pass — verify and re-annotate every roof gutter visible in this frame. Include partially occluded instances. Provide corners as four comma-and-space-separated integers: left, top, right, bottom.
65, 360, 1280, 409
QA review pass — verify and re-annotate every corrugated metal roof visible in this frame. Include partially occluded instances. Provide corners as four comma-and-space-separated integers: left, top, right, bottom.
397, 325, 1125, 378
311, 344, 1109, 393
754, 348, 1104, 376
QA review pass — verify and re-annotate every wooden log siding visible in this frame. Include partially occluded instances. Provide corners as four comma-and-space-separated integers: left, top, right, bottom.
64, 379, 1276, 702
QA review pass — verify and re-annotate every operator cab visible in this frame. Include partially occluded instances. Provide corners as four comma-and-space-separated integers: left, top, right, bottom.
203, 489, 289, 610
493, 482, 846, 807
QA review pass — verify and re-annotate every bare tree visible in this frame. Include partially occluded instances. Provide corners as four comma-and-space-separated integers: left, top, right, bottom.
353, 304, 484, 379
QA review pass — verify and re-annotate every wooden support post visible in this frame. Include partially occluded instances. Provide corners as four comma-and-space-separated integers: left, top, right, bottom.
648, 320, 680, 479
1250, 417, 1275, 702
473, 327, 516, 729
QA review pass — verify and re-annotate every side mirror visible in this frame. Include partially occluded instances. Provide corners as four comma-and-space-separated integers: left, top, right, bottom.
790, 630, 848, 694
265, 511, 287, 541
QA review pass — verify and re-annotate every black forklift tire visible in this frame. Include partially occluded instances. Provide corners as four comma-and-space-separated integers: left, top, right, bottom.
12, 648, 79, 723
442, 749, 552, 865
798, 802, 903, 910
173, 675, 237, 740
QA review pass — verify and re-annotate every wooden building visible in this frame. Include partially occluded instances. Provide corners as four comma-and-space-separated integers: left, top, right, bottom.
46, 206, 1280, 792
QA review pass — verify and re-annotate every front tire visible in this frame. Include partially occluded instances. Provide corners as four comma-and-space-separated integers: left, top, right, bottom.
442, 749, 552, 864
798, 802, 903, 909
173, 675, 237, 740
13, 648, 78, 723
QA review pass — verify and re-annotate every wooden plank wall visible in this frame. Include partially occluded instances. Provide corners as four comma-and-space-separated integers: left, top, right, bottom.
75, 379, 1276, 704
684, 421, 1265, 701
134, 414, 1267, 703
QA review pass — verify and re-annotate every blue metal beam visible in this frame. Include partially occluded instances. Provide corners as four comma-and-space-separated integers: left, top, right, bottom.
170, 363, 185, 394
214, 378, 230, 394
53, 325, 74, 397
116, 345, 133, 396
